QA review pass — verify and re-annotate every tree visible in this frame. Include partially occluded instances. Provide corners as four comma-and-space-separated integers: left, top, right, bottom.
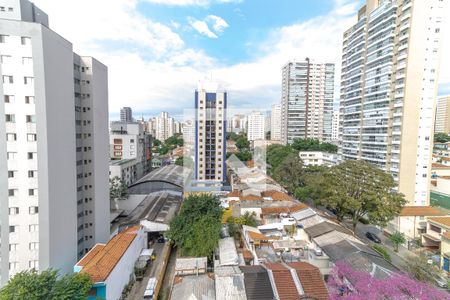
228, 212, 258, 227
236, 151, 253, 162
434, 132, 450, 143
235, 135, 250, 151
266, 144, 297, 174
174, 156, 194, 169
0, 269, 92, 300
109, 176, 128, 201
227, 132, 239, 141
165, 135, 183, 147
167, 194, 222, 257
403, 254, 442, 284
158, 145, 169, 155
291, 138, 338, 153
153, 139, 162, 147
389, 231, 406, 252
327, 262, 447, 300
312, 160, 407, 229
273, 152, 305, 193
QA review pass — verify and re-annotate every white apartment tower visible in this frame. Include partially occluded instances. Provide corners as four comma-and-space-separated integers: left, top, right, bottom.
331, 110, 340, 141
0, 0, 109, 284
281, 59, 335, 144
435, 96, 450, 134
247, 111, 266, 141
339, 0, 446, 205
195, 81, 227, 183
154, 111, 175, 142
271, 103, 282, 141
120, 107, 132, 123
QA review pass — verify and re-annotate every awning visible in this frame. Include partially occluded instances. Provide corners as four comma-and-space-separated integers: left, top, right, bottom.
422, 233, 442, 242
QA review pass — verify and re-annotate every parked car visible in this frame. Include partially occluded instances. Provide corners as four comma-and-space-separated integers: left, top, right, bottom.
365, 232, 381, 243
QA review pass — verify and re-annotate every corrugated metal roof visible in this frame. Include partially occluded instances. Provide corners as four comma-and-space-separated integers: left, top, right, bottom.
215, 266, 247, 300
239, 266, 274, 300
171, 275, 215, 300
219, 237, 239, 266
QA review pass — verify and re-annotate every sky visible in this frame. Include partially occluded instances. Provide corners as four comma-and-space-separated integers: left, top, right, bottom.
33, 0, 450, 121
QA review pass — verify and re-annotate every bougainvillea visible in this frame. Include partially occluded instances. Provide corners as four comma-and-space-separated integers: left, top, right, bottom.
327, 261, 449, 300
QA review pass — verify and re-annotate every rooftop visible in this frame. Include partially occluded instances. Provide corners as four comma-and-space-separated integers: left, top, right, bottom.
78, 226, 140, 282
399, 206, 447, 217
287, 262, 329, 300
428, 216, 450, 228
109, 158, 136, 166
304, 221, 352, 238
171, 274, 215, 300
239, 265, 274, 300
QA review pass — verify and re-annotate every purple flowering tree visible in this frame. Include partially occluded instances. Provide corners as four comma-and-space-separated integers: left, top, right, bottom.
327, 262, 449, 300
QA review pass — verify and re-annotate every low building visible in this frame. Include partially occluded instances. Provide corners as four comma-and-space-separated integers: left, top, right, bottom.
430, 176, 450, 210
299, 151, 339, 167
109, 158, 139, 186
174, 257, 208, 276
441, 232, 450, 274
74, 226, 145, 300
170, 274, 215, 300
422, 217, 450, 249
386, 206, 447, 240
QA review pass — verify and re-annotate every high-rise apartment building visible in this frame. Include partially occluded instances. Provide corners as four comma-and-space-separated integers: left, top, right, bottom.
281, 59, 335, 144
435, 96, 450, 134
247, 111, 266, 141
271, 104, 282, 141
331, 110, 340, 141
195, 81, 226, 183
120, 107, 133, 123
0, 0, 109, 284
227, 114, 246, 134
339, 0, 446, 205
153, 111, 175, 142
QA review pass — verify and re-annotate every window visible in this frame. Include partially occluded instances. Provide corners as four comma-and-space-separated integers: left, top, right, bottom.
29, 242, 39, 250
9, 262, 18, 270
25, 96, 35, 104
2, 75, 13, 83
5, 114, 15, 123
9, 244, 18, 252
9, 225, 17, 233
29, 260, 38, 269
26, 115, 36, 123
28, 152, 36, 159
7, 133, 17, 141
7, 152, 17, 160
0, 55, 12, 63
0, 34, 7, 43
4, 95, 14, 103
28, 170, 37, 178
27, 134, 37, 141
8, 171, 15, 178
22, 57, 32, 65
24, 76, 34, 85
21, 37, 31, 45
29, 224, 38, 232
29, 189, 37, 196
9, 207, 19, 215
29, 206, 38, 215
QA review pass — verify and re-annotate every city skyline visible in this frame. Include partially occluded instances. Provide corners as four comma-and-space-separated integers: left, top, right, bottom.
32, 0, 450, 120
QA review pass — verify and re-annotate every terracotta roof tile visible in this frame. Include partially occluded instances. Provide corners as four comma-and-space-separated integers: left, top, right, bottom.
80, 226, 140, 282
432, 163, 450, 169
399, 206, 446, 217
289, 203, 309, 213
227, 191, 241, 197
288, 262, 328, 300
428, 217, 450, 228
240, 195, 264, 201
261, 207, 291, 215
442, 157, 450, 161
264, 263, 298, 300
76, 244, 105, 267
248, 231, 270, 241
242, 249, 254, 260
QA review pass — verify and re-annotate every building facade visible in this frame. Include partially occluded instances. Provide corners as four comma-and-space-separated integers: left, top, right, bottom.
153, 111, 175, 142
247, 111, 265, 142
109, 121, 151, 181
227, 114, 246, 134
270, 103, 282, 141
435, 96, 450, 134
120, 107, 132, 123
331, 110, 340, 141
0, 0, 109, 284
281, 59, 335, 144
299, 151, 340, 167
195, 81, 226, 183
339, 0, 446, 205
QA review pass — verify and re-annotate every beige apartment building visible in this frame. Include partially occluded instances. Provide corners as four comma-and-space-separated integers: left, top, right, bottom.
435, 96, 450, 134
339, 0, 446, 205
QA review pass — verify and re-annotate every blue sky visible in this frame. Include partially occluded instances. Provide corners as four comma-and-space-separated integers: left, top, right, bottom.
34, 0, 449, 121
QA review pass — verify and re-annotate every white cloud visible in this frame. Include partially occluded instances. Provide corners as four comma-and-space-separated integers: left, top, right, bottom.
206, 15, 229, 32
188, 18, 218, 38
